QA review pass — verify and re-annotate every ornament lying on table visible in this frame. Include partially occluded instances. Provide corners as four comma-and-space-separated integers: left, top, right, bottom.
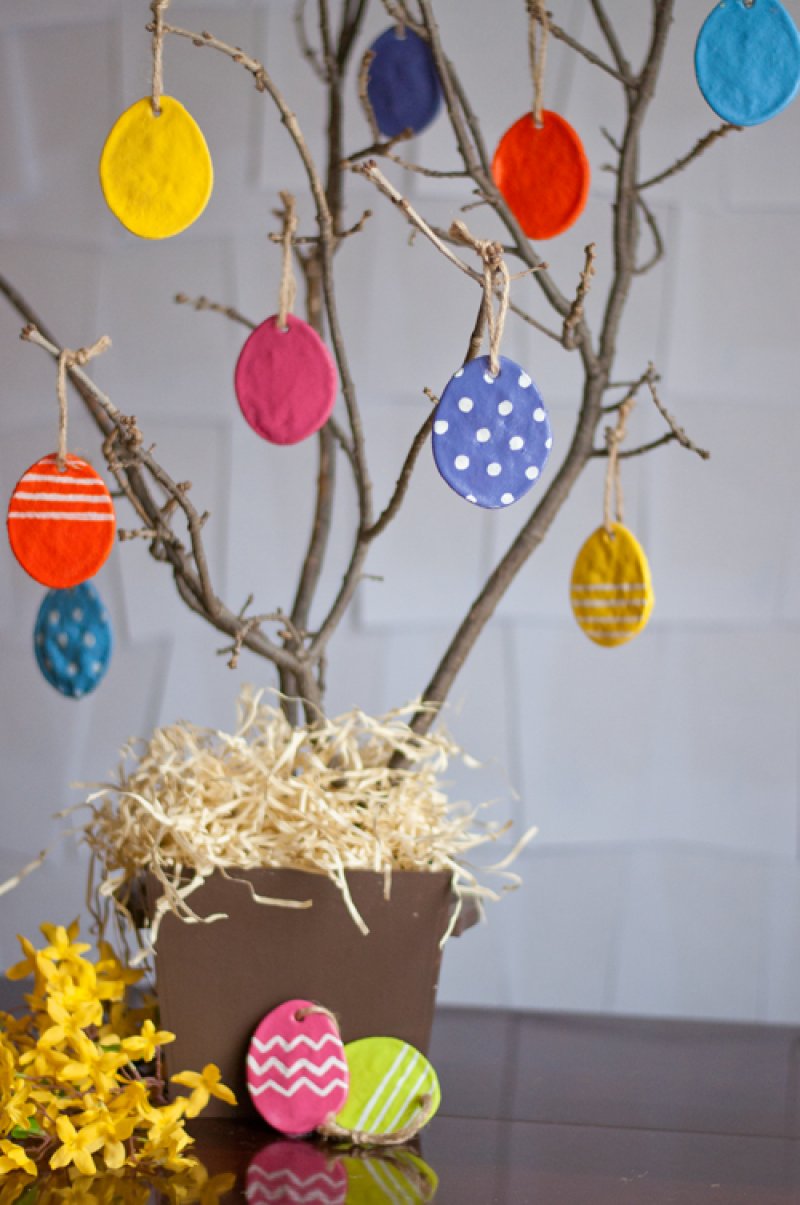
365, 26, 443, 137
99, 96, 214, 239
432, 355, 552, 508
7, 454, 116, 589
235, 315, 338, 445
324, 1036, 441, 1144
246, 999, 349, 1136
33, 581, 113, 699
570, 522, 655, 648
695, 0, 800, 126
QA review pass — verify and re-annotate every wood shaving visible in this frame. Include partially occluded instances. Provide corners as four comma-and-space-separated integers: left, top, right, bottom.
68, 689, 531, 951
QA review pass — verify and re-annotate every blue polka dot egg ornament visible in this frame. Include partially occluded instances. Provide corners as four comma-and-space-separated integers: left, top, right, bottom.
432, 355, 552, 508
365, 26, 442, 137
695, 0, 800, 125
33, 581, 112, 698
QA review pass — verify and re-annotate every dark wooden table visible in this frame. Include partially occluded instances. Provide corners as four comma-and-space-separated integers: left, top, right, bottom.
185, 1006, 800, 1203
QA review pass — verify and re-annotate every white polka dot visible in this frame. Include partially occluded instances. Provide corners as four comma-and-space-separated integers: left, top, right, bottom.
83, 632, 96, 648
458, 397, 474, 413
545, 437, 553, 449
533, 408, 546, 422
509, 436, 524, 451
48, 610, 60, 625
487, 462, 502, 477
525, 465, 540, 480
92, 662, 103, 675
466, 494, 477, 504
501, 493, 515, 505
454, 454, 470, 470
57, 633, 69, 648
67, 663, 78, 677
498, 401, 513, 416
72, 608, 83, 622
74, 689, 84, 699
476, 428, 491, 443
434, 420, 449, 434
518, 372, 532, 388
454, 368, 464, 378
483, 371, 496, 385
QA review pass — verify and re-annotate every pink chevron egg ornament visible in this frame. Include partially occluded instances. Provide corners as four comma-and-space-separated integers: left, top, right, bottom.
246, 1142, 347, 1204
246, 998, 349, 1136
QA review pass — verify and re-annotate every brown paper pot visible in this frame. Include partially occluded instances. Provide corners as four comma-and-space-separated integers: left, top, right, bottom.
144, 868, 470, 1119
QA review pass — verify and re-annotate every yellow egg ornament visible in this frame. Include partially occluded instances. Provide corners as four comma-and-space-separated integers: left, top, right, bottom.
99, 96, 213, 239
570, 522, 654, 647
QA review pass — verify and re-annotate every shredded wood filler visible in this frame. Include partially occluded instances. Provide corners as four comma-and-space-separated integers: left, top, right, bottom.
69, 689, 535, 953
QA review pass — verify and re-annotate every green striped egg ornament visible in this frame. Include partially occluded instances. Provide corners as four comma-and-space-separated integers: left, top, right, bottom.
334, 1037, 440, 1137
341, 1149, 439, 1203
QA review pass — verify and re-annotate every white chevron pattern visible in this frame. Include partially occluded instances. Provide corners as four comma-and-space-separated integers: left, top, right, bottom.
251, 1032, 341, 1055
247, 1053, 348, 1078
249, 1075, 348, 1099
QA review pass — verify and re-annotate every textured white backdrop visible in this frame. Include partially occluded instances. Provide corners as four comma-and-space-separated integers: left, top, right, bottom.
1, 0, 799, 1022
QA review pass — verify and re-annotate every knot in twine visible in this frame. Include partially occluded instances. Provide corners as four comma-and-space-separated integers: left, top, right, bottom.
56, 336, 112, 472
149, 0, 170, 117
603, 394, 635, 534
528, 0, 549, 127
320, 1093, 436, 1148
449, 220, 510, 378
276, 190, 298, 331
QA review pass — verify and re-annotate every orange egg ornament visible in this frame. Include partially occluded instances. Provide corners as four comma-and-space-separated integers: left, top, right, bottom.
492, 110, 590, 240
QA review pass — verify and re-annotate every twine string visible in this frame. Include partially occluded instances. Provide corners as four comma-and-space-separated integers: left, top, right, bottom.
277, 191, 298, 331
294, 1003, 339, 1025
528, 0, 549, 127
150, 0, 170, 117
320, 1092, 436, 1147
449, 220, 510, 377
603, 395, 635, 534
55, 336, 112, 472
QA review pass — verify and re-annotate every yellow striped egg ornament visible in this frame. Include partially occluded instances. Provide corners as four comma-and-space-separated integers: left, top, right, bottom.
570, 522, 654, 647
332, 1037, 440, 1141
341, 1149, 439, 1203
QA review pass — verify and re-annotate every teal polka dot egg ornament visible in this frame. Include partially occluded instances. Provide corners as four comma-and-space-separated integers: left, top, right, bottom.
34, 581, 112, 698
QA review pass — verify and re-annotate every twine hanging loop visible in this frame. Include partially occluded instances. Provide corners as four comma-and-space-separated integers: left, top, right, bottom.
56, 336, 112, 472
449, 220, 510, 378
528, 0, 549, 128
150, 0, 170, 117
603, 395, 635, 534
276, 191, 298, 331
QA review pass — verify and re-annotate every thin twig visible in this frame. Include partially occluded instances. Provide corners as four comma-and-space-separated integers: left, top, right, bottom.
364, 403, 437, 541
639, 121, 741, 190
293, 0, 327, 82
645, 365, 711, 459
589, 0, 632, 81
174, 293, 256, 330
563, 243, 597, 349
633, 194, 664, 275
534, 6, 633, 86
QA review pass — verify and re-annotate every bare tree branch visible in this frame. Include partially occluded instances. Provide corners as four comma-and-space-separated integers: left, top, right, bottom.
639, 121, 741, 190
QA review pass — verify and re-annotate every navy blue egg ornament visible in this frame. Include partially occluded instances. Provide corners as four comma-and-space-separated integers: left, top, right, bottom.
432, 355, 552, 509
33, 580, 113, 698
366, 26, 442, 138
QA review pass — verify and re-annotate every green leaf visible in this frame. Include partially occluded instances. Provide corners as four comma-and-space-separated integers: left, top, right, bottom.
9, 1117, 43, 1140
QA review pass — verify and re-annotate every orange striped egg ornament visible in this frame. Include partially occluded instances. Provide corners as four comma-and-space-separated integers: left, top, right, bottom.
570, 522, 654, 647
7, 454, 116, 589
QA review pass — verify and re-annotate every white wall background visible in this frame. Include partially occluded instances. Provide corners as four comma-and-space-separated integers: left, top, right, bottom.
1, 0, 799, 1023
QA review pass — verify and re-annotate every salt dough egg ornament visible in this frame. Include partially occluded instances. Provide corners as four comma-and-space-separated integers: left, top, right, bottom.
235, 315, 338, 445
332, 1037, 440, 1140
366, 26, 443, 137
34, 581, 113, 699
246, 1142, 347, 1205
99, 96, 213, 239
432, 354, 552, 509
341, 1150, 439, 1204
246, 999, 349, 1136
695, 0, 800, 126
570, 522, 654, 648
7, 454, 116, 589
492, 110, 590, 240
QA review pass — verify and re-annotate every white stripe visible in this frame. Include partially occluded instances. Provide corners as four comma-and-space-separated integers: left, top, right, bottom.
574, 615, 641, 625
247, 1053, 348, 1078
583, 630, 637, 640
571, 583, 646, 594
362, 1158, 406, 1205
21, 474, 107, 486
13, 492, 112, 503
353, 1047, 409, 1132
248, 1076, 348, 1099
249, 1168, 342, 1190
251, 1033, 341, 1055
246, 1185, 339, 1205
7, 512, 114, 522
571, 597, 646, 609
384, 1065, 431, 1133
366, 1050, 421, 1134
